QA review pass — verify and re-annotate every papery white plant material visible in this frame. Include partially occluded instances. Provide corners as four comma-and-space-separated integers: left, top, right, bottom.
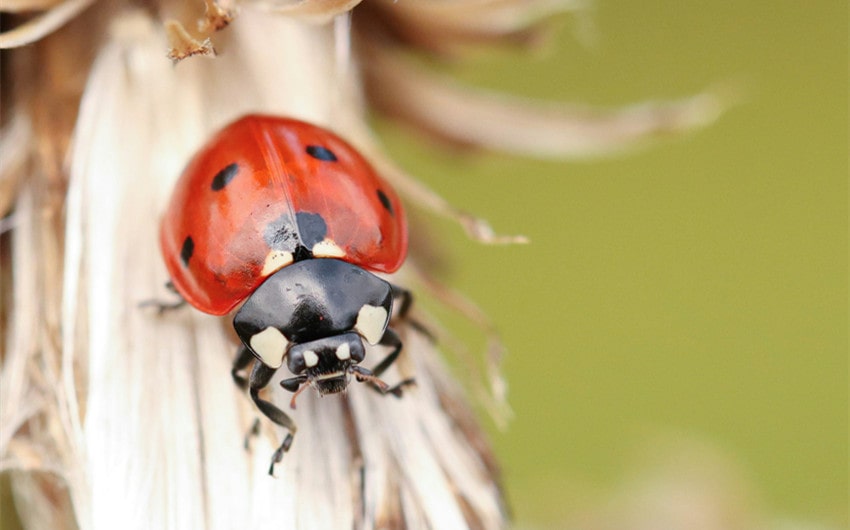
253, 0, 364, 23
357, 0, 588, 55
0, 0, 95, 48
2, 0, 65, 11
4, 8, 506, 530
0, 113, 31, 218
164, 19, 216, 61
363, 45, 735, 159
1, 150, 81, 530
368, 148, 530, 245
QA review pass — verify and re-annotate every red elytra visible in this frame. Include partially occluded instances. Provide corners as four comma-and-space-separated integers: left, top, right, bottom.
160, 115, 408, 315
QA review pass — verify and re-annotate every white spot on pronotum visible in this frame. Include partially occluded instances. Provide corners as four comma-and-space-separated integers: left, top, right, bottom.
249, 327, 288, 368
335, 342, 351, 360
355, 304, 388, 345
261, 250, 293, 275
303, 350, 319, 368
312, 239, 345, 258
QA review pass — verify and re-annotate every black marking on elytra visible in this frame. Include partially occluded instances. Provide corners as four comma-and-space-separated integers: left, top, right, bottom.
306, 145, 337, 162
264, 215, 299, 252
180, 236, 194, 267
293, 245, 313, 262
295, 212, 328, 248
211, 163, 239, 191
377, 189, 394, 216
264, 212, 327, 262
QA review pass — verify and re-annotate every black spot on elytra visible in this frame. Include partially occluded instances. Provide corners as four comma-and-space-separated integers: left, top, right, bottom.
376, 189, 394, 216
180, 236, 194, 266
295, 212, 328, 248
263, 212, 328, 262
293, 245, 312, 262
264, 215, 299, 252
306, 145, 337, 162
211, 163, 239, 191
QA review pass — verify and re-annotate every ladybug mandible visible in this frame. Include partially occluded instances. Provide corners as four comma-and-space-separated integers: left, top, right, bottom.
159, 115, 415, 474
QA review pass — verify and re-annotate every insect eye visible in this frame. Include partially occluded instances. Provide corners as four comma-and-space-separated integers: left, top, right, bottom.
287, 345, 321, 374
287, 350, 305, 373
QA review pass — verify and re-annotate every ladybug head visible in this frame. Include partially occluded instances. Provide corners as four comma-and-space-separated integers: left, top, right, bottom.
284, 333, 366, 395
232, 259, 396, 402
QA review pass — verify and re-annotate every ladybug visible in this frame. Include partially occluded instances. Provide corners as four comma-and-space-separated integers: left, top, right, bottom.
159, 115, 415, 474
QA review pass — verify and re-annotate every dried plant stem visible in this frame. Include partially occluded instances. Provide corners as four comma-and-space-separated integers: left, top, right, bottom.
363, 43, 734, 158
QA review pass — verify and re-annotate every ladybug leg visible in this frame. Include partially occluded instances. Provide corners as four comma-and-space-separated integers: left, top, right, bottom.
139, 280, 187, 314
390, 284, 413, 319
232, 347, 266, 449
390, 284, 434, 341
230, 345, 254, 391
243, 419, 261, 450
367, 328, 416, 398
249, 362, 297, 475
138, 298, 186, 313
372, 328, 403, 375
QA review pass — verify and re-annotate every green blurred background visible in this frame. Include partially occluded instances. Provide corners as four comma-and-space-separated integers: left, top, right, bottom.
376, 2, 847, 527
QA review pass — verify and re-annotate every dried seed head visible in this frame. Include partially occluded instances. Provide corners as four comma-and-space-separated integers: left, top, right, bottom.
0, 3, 734, 529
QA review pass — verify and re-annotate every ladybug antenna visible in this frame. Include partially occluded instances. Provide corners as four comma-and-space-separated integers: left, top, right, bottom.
289, 381, 312, 410
350, 365, 390, 393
